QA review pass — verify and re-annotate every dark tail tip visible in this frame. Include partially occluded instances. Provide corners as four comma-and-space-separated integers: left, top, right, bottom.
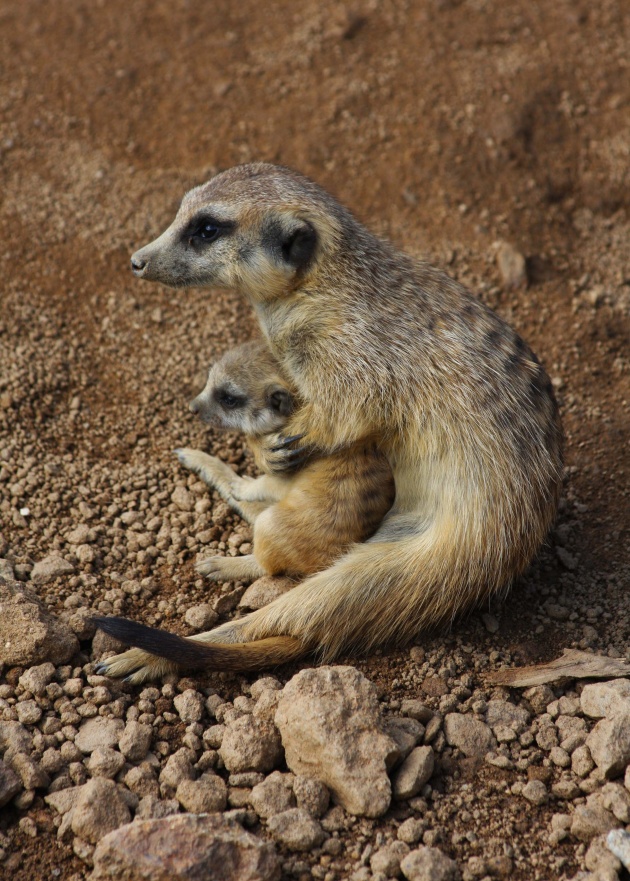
92, 616, 213, 668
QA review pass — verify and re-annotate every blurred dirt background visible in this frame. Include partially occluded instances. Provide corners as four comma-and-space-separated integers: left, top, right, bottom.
0, 0, 629, 879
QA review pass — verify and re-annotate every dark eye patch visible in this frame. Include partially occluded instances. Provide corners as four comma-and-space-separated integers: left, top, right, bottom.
214, 386, 247, 409
185, 215, 235, 245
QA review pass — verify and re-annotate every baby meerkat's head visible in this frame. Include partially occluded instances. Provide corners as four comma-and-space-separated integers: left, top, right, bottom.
190, 340, 295, 437
130, 163, 349, 302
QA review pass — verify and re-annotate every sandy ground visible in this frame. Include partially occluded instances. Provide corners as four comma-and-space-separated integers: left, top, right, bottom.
0, 0, 629, 878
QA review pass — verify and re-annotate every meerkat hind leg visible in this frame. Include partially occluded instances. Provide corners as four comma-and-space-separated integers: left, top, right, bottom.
196, 553, 266, 582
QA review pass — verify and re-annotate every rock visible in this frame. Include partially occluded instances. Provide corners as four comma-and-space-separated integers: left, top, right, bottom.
581, 681, 630, 719
87, 747, 126, 779
253, 689, 282, 722
9, 752, 49, 789
176, 773, 227, 813
275, 666, 398, 818
572, 744, 596, 778
184, 604, 219, 629
384, 717, 424, 763
16, 699, 42, 724
63, 607, 97, 640
0, 575, 78, 664
598, 782, 630, 823
551, 779, 581, 800
522, 779, 548, 806
72, 778, 132, 844
485, 700, 530, 734
393, 746, 435, 799
523, 685, 555, 715
92, 628, 127, 656
250, 771, 295, 819
0, 760, 22, 806
18, 662, 56, 696
570, 804, 621, 842
219, 715, 283, 773
135, 795, 180, 820
46, 787, 82, 815
555, 546, 578, 571
293, 776, 329, 819
267, 808, 325, 852
30, 555, 75, 583
91, 813, 280, 880
400, 845, 460, 881
586, 711, 630, 778
496, 241, 527, 289
481, 612, 499, 633
173, 689, 205, 723
584, 834, 622, 876
75, 717, 125, 755
250, 678, 283, 699
0, 720, 33, 756
119, 721, 152, 762
398, 818, 426, 845
171, 485, 194, 511
444, 714, 496, 758
67, 524, 93, 545
124, 764, 160, 799
400, 701, 433, 724
607, 829, 630, 871
371, 841, 410, 876
159, 749, 196, 795
239, 577, 295, 610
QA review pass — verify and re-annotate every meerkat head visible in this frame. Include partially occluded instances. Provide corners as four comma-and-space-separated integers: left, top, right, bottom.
130, 164, 351, 302
190, 340, 295, 436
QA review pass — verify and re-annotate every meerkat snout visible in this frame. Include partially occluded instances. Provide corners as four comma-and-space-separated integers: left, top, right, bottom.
130, 252, 148, 275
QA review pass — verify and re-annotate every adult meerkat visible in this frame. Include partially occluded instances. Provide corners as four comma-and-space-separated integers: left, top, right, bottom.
96, 163, 562, 681
176, 339, 395, 582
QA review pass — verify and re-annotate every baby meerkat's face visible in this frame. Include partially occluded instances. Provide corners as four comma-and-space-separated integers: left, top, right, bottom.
189, 352, 294, 438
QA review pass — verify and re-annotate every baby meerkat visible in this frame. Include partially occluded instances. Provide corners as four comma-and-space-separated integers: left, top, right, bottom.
176, 339, 395, 583
96, 163, 562, 681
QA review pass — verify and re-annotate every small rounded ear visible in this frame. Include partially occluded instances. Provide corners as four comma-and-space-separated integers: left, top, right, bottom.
266, 384, 294, 417
281, 220, 317, 270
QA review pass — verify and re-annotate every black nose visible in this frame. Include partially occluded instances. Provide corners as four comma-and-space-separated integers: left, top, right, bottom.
131, 256, 147, 272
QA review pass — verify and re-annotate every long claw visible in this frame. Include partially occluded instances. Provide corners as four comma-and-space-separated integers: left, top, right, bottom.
270, 433, 306, 452
269, 447, 312, 473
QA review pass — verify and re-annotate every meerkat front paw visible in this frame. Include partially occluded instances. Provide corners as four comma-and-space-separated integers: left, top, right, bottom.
175, 448, 222, 479
262, 433, 313, 474
175, 448, 239, 495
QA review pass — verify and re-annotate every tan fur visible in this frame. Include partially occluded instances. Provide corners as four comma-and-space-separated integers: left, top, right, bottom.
177, 340, 395, 581
95, 163, 562, 682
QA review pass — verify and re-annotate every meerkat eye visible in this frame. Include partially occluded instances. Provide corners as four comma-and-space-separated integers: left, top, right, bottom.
216, 388, 245, 409
197, 222, 220, 241
188, 216, 233, 245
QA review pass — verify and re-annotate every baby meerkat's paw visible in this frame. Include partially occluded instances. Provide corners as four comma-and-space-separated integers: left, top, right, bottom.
196, 554, 264, 583
175, 448, 220, 478
196, 555, 232, 580
95, 648, 178, 684
174, 448, 238, 495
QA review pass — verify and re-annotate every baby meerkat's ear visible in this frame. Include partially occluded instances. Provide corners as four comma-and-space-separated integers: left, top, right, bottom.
266, 383, 294, 417
280, 218, 318, 271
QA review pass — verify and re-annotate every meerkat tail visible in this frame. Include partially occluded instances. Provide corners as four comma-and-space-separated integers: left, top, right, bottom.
92, 616, 305, 672
233, 512, 528, 662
